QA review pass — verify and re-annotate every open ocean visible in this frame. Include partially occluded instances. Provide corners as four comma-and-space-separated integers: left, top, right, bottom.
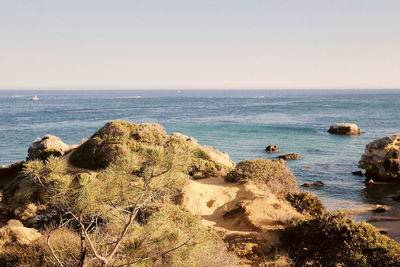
1, 89, 400, 211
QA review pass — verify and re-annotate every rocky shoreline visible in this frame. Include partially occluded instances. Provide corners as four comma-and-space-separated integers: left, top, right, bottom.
0, 121, 399, 266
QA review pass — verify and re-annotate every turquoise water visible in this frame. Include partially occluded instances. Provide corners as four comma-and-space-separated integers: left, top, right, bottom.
1, 89, 400, 211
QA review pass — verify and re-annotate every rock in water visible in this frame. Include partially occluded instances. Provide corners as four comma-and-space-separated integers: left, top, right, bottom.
301, 181, 324, 188
373, 206, 388, 213
328, 123, 361, 135
27, 134, 70, 160
265, 144, 280, 153
277, 153, 301, 160
359, 134, 400, 182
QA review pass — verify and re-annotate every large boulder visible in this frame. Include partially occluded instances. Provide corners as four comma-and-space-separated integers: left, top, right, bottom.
0, 219, 42, 246
359, 134, 400, 182
27, 134, 70, 161
328, 123, 361, 135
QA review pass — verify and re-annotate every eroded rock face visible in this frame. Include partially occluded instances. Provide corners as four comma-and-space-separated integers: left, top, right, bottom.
328, 123, 361, 135
359, 134, 400, 182
27, 134, 70, 161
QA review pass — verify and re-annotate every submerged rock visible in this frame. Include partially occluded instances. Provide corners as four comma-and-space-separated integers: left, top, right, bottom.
359, 134, 400, 182
328, 123, 361, 135
277, 153, 301, 160
301, 181, 324, 188
265, 144, 280, 153
27, 134, 70, 161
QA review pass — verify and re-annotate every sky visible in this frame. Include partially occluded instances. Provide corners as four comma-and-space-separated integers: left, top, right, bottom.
0, 0, 399, 90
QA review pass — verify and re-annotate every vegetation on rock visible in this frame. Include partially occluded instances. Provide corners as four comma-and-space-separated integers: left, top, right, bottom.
69, 120, 230, 179
225, 158, 299, 197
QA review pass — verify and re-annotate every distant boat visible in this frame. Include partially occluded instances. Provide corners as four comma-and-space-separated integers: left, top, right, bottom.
32, 96, 39, 101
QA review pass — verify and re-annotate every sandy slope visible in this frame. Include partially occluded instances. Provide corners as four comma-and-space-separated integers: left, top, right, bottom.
181, 177, 301, 265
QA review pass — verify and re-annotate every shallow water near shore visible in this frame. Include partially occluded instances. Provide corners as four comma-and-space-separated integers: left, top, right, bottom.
1, 89, 400, 212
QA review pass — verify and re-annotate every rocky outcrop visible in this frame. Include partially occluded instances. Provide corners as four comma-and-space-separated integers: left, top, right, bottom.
69, 121, 234, 175
0, 219, 42, 246
328, 123, 361, 135
277, 153, 301, 160
27, 134, 70, 161
265, 145, 280, 153
359, 134, 400, 182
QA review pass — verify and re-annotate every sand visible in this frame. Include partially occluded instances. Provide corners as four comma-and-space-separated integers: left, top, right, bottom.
181, 176, 302, 265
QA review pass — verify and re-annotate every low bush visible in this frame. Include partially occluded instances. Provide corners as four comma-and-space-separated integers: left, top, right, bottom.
0, 228, 80, 266
286, 192, 325, 216
280, 212, 400, 267
225, 159, 299, 197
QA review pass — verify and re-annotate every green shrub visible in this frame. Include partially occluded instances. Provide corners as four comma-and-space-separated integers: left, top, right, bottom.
225, 159, 299, 197
280, 212, 400, 267
286, 192, 325, 216
118, 203, 239, 266
188, 158, 218, 179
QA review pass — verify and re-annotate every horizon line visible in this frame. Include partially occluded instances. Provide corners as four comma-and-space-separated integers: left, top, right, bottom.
1, 88, 400, 91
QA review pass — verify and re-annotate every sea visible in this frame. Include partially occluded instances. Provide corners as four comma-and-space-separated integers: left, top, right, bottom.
1, 89, 400, 212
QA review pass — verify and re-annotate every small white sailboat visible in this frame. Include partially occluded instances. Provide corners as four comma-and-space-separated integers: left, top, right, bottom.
32, 95, 39, 101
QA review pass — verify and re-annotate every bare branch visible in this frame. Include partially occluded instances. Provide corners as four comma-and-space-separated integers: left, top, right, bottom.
47, 229, 64, 266
67, 212, 108, 263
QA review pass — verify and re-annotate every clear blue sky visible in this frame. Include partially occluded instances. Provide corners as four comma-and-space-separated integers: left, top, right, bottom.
0, 0, 399, 89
